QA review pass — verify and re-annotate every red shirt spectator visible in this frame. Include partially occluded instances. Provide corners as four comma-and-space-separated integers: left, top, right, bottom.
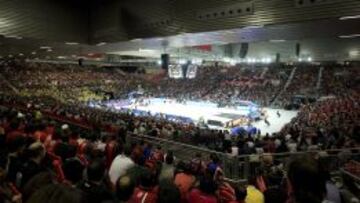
188, 188, 218, 203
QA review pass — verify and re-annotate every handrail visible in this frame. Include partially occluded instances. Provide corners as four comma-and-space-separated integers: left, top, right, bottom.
130, 133, 360, 159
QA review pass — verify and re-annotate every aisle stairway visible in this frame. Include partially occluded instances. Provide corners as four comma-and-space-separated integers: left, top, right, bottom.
316, 66, 324, 93
260, 67, 269, 79
0, 73, 19, 94
270, 66, 297, 106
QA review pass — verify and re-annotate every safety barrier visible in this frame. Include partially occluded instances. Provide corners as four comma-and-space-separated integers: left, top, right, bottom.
127, 133, 360, 183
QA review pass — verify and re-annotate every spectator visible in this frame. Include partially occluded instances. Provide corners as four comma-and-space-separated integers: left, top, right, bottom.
108, 145, 135, 185
174, 161, 196, 202
188, 175, 218, 203
6, 136, 26, 184
159, 152, 175, 181
19, 142, 46, 187
27, 184, 84, 203
158, 180, 181, 203
128, 168, 158, 203
116, 175, 135, 203
245, 175, 265, 203
62, 158, 85, 186
78, 159, 114, 203
287, 156, 327, 203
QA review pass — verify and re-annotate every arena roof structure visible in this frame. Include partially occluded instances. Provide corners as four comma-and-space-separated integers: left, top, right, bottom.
0, 0, 359, 61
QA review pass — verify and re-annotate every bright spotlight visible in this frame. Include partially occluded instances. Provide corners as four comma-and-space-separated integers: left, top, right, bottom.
179, 59, 186, 65
307, 57, 312, 62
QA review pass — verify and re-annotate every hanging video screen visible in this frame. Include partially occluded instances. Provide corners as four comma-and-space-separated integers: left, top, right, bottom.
168, 65, 183, 79
186, 65, 197, 79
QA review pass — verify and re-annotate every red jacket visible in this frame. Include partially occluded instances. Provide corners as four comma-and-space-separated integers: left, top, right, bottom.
128, 186, 158, 203
188, 189, 218, 203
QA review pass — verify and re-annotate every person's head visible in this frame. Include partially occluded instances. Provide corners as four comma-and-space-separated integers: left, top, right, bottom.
234, 185, 247, 201
27, 184, 84, 203
54, 143, 77, 162
139, 168, 156, 189
199, 175, 217, 195
158, 180, 181, 203
124, 145, 132, 157
22, 172, 54, 201
62, 158, 84, 185
116, 175, 135, 202
165, 153, 174, 165
86, 159, 105, 182
28, 142, 46, 163
287, 156, 326, 203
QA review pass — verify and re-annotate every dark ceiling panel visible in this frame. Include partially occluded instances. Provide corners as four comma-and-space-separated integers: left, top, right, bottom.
0, 0, 88, 42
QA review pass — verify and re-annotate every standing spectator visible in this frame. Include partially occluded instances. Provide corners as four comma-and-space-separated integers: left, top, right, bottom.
109, 145, 135, 185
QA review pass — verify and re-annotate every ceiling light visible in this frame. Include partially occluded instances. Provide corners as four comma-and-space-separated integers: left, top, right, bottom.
270, 39, 286, 42
138, 49, 155, 52
6, 35, 22, 39
57, 56, 65, 59
339, 15, 360, 20
65, 42, 79, 45
18, 53, 23, 56
131, 38, 142, 42
243, 25, 264, 29
307, 57, 312, 62
40, 46, 51, 49
31, 52, 36, 55
47, 49, 52, 52
339, 34, 360, 39
349, 50, 359, 57
179, 59, 187, 65
96, 42, 106, 46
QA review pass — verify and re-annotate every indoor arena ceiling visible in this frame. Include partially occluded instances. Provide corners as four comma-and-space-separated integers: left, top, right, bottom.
0, 0, 359, 57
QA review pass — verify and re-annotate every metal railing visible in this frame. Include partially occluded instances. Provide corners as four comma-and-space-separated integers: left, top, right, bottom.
127, 133, 360, 183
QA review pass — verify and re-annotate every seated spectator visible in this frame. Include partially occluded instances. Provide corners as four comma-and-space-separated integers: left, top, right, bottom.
27, 184, 84, 203
19, 142, 46, 187
174, 161, 196, 202
287, 156, 327, 203
78, 159, 114, 203
62, 158, 85, 187
245, 175, 265, 203
188, 175, 218, 203
116, 175, 135, 203
159, 152, 175, 181
158, 180, 181, 203
0, 151, 22, 203
128, 168, 158, 203
22, 172, 54, 202
6, 135, 26, 184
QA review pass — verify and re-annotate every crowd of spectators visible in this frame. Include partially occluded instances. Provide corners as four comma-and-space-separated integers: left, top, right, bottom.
0, 59, 359, 202
0, 104, 356, 203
